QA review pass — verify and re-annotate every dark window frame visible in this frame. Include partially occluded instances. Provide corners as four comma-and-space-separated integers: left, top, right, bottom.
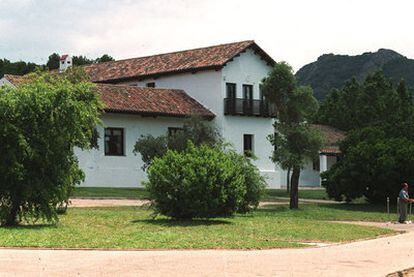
146, 82, 156, 88
243, 134, 254, 156
243, 84, 254, 114
104, 127, 125, 156
226, 83, 237, 99
312, 158, 320, 172
168, 127, 183, 137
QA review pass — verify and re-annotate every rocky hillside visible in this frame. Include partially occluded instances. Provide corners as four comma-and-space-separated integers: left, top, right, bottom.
296, 49, 414, 101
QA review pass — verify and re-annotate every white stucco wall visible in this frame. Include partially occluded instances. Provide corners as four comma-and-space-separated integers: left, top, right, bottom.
75, 47, 323, 189
0, 77, 13, 87
220, 48, 280, 187
115, 50, 281, 188
75, 113, 186, 187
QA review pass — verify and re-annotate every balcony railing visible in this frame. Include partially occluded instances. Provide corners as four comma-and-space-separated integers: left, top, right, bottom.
224, 98, 277, 117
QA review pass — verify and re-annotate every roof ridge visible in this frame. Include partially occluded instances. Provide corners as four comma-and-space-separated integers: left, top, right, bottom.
85, 40, 255, 68
96, 83, 185, 92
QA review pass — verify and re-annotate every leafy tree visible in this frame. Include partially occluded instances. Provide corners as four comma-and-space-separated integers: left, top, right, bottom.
316, 72, 414, 135
95, 54, 115, 63
321, 72, 414, 203
0, 68, 102, 226
0, 58, 38, 77
322, 128, 414, 203
72, 55, 94, 66
134, 116, 221, 170
46, 53, 61, 70
261, 62, 323, 209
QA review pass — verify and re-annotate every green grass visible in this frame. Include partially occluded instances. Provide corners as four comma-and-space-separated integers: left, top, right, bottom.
263, 188, 328, 201
72, 187, 149, 199
0, 204, 395, 250
72, 187, 329, 201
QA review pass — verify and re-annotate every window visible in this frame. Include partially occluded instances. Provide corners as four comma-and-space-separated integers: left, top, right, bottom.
168, 127, 183, 137
312, 158, 320, 172
226, 83, 236, 99
243, 84, 253, 100
243, 84, 253, 113
146, 82, 156, 88
243, 134, 254, 156
104, 128, 124, 156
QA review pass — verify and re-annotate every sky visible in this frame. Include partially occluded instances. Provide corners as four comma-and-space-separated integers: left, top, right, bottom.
1, 0, 414, 71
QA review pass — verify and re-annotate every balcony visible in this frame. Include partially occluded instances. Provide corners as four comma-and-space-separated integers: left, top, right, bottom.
224, 98, 277, 117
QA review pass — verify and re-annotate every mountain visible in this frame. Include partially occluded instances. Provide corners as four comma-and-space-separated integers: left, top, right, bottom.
296, 49, 414, 101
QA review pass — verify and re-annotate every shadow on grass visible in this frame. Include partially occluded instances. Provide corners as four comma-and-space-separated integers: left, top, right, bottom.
132, 218, 233, 227
257, 202, 390, 212
0, 224, 56, 230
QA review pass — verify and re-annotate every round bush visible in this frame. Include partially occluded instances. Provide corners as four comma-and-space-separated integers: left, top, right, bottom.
145, 144, 265, 219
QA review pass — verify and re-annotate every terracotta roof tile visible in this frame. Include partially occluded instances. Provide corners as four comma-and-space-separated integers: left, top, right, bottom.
1, 74, 214, 119
84, 40, 275, 82
2, 74, 26, 86
311, 124, 346, 146
97, 84, 215, 119
311, 124, 346, 154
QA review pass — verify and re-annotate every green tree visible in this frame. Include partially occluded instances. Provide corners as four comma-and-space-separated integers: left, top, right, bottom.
261, 62, 323, 209
95, 54, 115, 63
72, 55, 94, 66
0, 69, 102, 226
321, 72, 414, 203
316, 72, 414, 135
46, 53, 60, 70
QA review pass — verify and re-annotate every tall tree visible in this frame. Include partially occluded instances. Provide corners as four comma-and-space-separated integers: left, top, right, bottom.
46, 53, 60, 70
0, 68, 102, 226
322, 72, 414, 203
261, 62, 323, 209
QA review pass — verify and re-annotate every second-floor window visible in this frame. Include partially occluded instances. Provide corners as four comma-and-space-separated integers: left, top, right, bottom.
226, 83, 236, 99
243, 84, 253, 113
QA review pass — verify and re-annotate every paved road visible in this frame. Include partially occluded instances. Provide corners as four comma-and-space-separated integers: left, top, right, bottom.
0, 222, 413, 276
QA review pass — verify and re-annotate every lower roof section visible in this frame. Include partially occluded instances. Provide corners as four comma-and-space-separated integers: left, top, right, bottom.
97, 84, 215, 119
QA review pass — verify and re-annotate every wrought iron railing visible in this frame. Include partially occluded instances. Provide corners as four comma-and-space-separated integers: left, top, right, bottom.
224, 98, 277, 117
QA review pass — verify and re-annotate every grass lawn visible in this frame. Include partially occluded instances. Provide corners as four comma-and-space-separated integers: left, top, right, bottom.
0, 204, 395, 250
263, 188, 328, 201
72, 187, 328, 201
71, 187, 149, 199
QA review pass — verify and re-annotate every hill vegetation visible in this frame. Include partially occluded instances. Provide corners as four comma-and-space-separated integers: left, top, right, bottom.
296, 49, 414, 100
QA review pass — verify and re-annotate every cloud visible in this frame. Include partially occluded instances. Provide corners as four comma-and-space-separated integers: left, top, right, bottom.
1, 0, 414, 70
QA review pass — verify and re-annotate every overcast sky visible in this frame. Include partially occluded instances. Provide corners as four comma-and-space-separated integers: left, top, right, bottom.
1, 0, 414, 71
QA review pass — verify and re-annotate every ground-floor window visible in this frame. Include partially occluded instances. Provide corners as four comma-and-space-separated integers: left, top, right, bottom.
243, 134, 254, 156
104, 128, 124, 156
168, 127, 183, 137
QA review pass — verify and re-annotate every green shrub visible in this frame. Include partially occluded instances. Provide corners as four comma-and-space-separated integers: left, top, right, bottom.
146, 144, 265, 219
133, 116, 221, 170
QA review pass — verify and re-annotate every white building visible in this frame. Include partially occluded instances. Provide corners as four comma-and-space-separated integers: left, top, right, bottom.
1, 41, 343, 188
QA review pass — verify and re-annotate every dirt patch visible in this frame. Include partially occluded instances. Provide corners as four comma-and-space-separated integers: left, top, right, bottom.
69, 198, 149, 207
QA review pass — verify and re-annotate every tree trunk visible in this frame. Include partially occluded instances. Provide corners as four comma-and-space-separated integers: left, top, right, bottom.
286, 167, 291, 194
290, 166, 300, 209
4, 203, 20, 226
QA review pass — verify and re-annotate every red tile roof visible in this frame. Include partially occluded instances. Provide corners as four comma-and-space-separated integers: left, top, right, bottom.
84, 40, 275, 83
311, 124, 346, 155
2, 74, 214, 119
2, 74, 26, 86
97, 84, 215, 119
